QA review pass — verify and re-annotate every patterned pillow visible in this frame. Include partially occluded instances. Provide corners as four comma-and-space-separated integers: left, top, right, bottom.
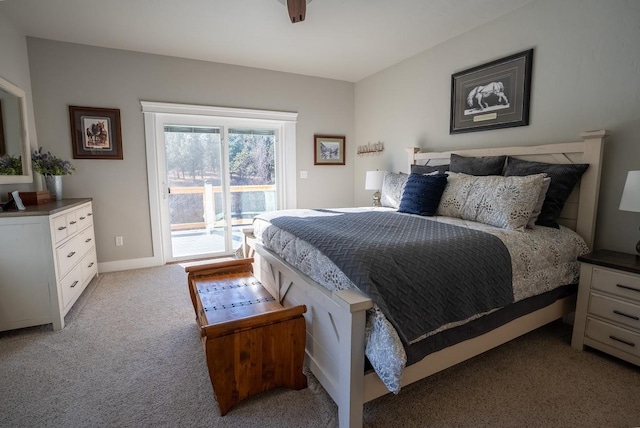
449, 154, 506, 176
380, 172, 407, 209
437, 172, 547, 231
504, 157, 589, 228
398, 173, 448, 216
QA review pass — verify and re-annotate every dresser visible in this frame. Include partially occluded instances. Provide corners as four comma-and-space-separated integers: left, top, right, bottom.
0, 199, 97, 331
571, 250, 640, 366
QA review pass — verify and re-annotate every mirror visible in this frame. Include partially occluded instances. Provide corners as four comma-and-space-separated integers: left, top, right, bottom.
0, 76, 33, 184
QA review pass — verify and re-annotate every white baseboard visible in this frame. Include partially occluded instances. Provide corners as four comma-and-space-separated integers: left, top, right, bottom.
98, 256, 163, 273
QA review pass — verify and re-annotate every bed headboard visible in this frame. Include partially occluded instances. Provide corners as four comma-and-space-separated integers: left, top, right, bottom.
406, 130, 607, 249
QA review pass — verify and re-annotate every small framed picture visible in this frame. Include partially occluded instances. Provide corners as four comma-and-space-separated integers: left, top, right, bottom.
314, 135, 345, 165
450, 49, 533, 134
69, 106, 123, 159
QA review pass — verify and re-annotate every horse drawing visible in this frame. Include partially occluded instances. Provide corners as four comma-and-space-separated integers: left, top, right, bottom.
466, 81, 509, 111
86, 121, 108, 147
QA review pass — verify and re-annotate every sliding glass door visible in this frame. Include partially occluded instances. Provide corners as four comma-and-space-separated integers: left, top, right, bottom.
157, 117, 278, 262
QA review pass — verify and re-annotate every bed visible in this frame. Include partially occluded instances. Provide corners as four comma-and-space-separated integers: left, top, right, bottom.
242, 130, 607, 427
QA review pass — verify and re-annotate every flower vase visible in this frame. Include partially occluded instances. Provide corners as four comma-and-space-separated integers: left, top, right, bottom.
45, 175, 63, 201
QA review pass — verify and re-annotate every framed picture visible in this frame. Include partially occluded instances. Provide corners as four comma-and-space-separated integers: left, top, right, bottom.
314, 134, 345, 165
69, 106, 123, 159
0, 100, 5, 156
450, 49, 533, 134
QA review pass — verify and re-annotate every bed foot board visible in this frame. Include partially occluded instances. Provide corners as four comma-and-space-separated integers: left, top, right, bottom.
245, 234, 371, 428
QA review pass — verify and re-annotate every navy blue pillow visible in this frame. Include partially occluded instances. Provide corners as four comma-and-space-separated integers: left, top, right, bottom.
398, 173, 448, 216
504, 157, 589, 228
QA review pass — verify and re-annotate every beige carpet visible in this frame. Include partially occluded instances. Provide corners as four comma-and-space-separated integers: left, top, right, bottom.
1, 264, 639, 428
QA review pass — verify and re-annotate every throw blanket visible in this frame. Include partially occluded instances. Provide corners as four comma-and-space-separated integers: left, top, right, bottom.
261, 209, 514, 345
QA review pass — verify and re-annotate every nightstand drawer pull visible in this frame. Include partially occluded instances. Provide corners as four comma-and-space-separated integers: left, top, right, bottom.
609, 335, 636, 347
616, 283, 640, 293
69, 221, 77, 225
67, 251, 76, 258
613, 310, 640, 321
58, 226, 66, 231
70, 280, 79, 288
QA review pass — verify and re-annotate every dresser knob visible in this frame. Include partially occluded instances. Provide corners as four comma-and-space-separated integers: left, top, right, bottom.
67, 251, 76, 258
85, 238, 92, 243
58, 226, 66, 231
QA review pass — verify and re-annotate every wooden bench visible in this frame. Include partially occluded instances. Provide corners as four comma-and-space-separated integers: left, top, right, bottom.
185, 257, 307, 415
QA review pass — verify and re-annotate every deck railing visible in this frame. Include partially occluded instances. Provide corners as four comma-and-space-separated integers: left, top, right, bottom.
169, 184, 276, 231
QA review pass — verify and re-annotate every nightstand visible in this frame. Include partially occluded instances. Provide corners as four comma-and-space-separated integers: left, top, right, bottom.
571, 250, 640, 366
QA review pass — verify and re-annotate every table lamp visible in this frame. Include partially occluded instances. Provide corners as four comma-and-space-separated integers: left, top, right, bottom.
365, 170, 386, 207
619, 170, 640, 255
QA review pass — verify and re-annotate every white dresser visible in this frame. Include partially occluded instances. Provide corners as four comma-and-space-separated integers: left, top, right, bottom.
571, 250, 640, 366
0, 199, 97, 331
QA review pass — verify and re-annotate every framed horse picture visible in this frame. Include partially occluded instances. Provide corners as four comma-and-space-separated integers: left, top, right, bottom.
69, 106, 123, 159
450, 49, 533, 134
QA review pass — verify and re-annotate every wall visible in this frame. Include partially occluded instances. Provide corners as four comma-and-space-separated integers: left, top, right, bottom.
354, 0, 640, 253
26, 38, 354, 268
0, 11, 38, 194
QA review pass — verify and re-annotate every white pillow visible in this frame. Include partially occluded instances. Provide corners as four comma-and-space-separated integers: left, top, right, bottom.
380, 172, 407, 209
437, 172, 547, 231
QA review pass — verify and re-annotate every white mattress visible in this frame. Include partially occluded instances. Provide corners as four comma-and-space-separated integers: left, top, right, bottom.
252, 207, 589, 393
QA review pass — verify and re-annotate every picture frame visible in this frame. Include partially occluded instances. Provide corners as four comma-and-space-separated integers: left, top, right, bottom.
69, 106, 123, 159
450, 49, 533, 134
0, 100, 5, 156
314, 134, 345, 165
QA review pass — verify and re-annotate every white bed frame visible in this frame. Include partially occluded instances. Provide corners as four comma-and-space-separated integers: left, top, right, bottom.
243, 130, 607, 427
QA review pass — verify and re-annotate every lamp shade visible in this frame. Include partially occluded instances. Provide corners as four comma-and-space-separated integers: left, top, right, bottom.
365, 170, 386, 190
620, 170, 640, 213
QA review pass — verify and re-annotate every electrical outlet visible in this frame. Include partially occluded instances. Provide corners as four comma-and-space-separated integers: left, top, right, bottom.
115, 236, 124, 246
300, 170, 308, 179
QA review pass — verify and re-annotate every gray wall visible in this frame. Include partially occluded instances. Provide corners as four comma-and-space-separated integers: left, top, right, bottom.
25, 38, 354, 265
0, 11, 38, 193
354, 0, 640, 253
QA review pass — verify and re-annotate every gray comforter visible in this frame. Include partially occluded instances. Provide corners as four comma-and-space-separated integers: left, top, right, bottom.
264, 209, 513, 345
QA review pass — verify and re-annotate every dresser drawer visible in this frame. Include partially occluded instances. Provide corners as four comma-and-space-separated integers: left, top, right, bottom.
52, 215, 68, 243
60, 264, 83, 309
81, 249, 98, 284
76, 204, 93, 230
586, 318, 640, 358
56, 235, 81, 278
78, 225, 95, 257
589, 293, 640, 331
65, 210, 78, 235
591, 268, 640, 304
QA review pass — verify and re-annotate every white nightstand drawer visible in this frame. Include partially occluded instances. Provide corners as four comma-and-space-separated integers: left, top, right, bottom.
589, 293, 640, 331
592, 267, 640, 304
586, 318, 640, 358
56, 235, 81, 278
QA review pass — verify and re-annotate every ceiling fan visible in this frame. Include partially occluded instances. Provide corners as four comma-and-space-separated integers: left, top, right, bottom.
276, 0, 313, 23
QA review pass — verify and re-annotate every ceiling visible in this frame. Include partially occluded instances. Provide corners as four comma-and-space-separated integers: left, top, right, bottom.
0, 0, 534, 82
